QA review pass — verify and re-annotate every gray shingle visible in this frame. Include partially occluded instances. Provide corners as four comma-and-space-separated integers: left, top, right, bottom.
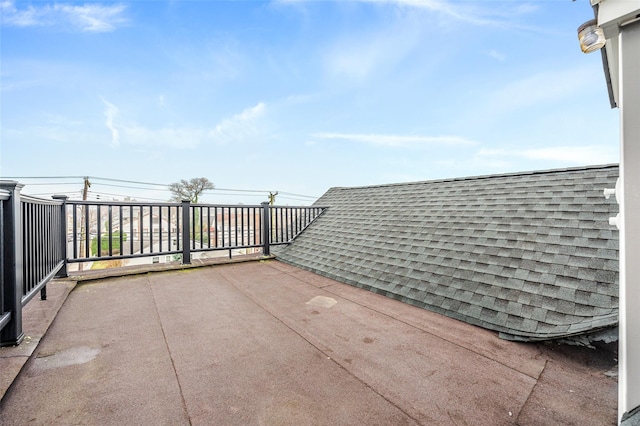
278, 165, 619, 341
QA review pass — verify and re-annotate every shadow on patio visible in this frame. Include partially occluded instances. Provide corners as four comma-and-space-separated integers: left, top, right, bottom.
0, 260, 617, 425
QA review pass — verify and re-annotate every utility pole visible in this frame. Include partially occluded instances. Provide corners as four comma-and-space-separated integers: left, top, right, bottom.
267, 192, 278, 249
78, 177, 90, 271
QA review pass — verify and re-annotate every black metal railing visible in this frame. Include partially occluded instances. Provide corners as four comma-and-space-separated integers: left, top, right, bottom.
1, 179, 326, 346
1, 182, 66, 346
0, 181, 325, 346
64, 200, 326, 265
21, 195, 66, 304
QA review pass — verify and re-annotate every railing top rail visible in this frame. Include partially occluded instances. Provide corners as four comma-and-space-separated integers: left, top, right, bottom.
269, 205, 328, 209
191, 203, 263, 208
20, 194, 64, 206
66, 200, 182, 207
64, 199, 326, 209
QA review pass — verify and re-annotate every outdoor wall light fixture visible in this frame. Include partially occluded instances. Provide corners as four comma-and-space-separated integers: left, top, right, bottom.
578, 18, 607, 53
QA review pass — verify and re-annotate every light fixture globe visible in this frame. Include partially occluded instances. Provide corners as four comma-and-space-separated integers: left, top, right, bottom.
578, 19, 606, 53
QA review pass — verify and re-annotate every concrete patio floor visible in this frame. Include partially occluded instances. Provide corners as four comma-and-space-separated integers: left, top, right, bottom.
0, 260, 617, 425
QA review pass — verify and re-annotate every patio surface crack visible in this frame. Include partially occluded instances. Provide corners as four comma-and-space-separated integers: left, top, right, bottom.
515, 359, 548, 424
146, 274, 193, 426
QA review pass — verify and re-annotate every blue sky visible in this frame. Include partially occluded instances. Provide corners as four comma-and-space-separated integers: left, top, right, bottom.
0, 0, 619, 204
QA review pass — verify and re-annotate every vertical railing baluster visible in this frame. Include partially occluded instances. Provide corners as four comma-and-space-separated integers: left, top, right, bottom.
149, 206, 154, 254
159, 206, 163, 253
234, 207, 238, 248
96, 204, 102, 259
214, 207, 218, 248
228, 208, 232, 248
222, 207, 226, 248
190, 205, 195, 250
139, 206, 144, 254
250, 207, 255, 247
261, 202, 270, 256
252, 207, 256, 248
240, 207, 245, 247
84, 204, 89, 258
129, 205, 134, 257
108, 205, 113, 256
207, 207, 211, 248
176, 205, 181, 252
119, 206, 124, 257
40, 204, 48, 300
278, 207, 283, 243
72, 205, 77, 260
167, 206, 172, 253
198, 206, 203, 249
181, 200, 191, 264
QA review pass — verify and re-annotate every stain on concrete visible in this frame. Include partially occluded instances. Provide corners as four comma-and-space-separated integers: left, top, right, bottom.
30, 346, 100, 374
306, 296, 337, 309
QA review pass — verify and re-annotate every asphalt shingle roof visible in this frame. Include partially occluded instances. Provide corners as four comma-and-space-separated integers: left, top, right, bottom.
276, 165, 620, 341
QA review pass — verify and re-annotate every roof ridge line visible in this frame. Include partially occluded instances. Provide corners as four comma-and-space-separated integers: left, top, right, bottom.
329, 163, 619, 191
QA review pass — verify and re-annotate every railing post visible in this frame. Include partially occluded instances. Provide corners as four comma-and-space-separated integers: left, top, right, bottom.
52, 195, 68, 279
181, 200, 191, 264
261, 202, 271, 256
0, 181, 25, 347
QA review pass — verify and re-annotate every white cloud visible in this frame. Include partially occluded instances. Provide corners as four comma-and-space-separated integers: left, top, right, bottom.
99, 100, 268, 149
100, 98, 208, 149
313, 132, 478, 147
0, 1, 127, 32
209, 102, 267, 145
480, 66, 598, 121
487, 49, 506, 61
120, 126, 206, 149
324, 43, 381, 80
477, 145, 618, 165
322, 19, 423, 81
101, 98, 120, 147
353, 0, 542, 30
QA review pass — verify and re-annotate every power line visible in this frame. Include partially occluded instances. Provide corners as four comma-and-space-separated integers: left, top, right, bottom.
11, 182, 82, 186
28, 191, 82, 197
86, 190, 168, 202
3, 175, 320, 200
277, 191, 317, 199
1, 176, 85, 179
89, 176, 169, 187
205, 188, 267, 194
91, 182, 170, 192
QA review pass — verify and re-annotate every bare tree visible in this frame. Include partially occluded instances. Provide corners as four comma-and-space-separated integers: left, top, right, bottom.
169, 177, 214, 203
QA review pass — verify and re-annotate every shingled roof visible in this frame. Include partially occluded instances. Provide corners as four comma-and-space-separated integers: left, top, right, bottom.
276, 165, 620, 341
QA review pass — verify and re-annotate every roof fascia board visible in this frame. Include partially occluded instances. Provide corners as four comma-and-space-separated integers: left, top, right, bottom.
593, 0, 640, 39
591, 0, 640, 108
